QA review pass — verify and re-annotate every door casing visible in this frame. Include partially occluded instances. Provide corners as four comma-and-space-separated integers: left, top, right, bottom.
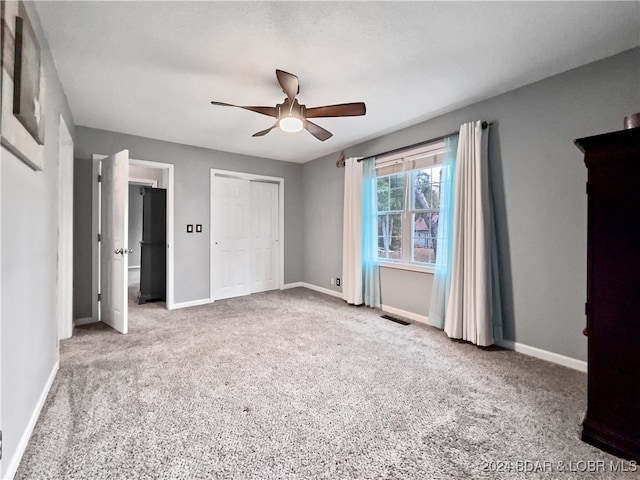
57, 114, 74, 339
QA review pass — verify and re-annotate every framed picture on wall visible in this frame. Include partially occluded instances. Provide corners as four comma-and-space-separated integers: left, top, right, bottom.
0, 0, 45, 171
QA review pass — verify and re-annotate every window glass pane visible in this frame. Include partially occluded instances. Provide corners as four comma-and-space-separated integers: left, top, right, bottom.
389, 173, 403, 189
377, 176, 390, 211
389, 187, 404, 211
413, 169, 429, 209
378, 237, 402, 260
377, 214, 402, 260
413, 167, 442, 210
377, 173, 404, 212
427, 183, 441, 209
412, 212, 438, 264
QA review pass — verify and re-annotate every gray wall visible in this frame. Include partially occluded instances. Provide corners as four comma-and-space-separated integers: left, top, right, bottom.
1, 2, 76, 475
302, 154, 345, 292
128, 184, 144, 266
380, 268, 433, 318
303, 48, 640, 362
74, 128, 304, 309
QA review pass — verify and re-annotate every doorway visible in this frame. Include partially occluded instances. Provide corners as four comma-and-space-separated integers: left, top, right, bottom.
210, 169, 284, 301
92, 155, 175, 332
127, 160, 173, 309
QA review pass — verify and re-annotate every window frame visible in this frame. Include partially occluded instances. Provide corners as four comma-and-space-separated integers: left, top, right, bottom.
375, 140, 447, 273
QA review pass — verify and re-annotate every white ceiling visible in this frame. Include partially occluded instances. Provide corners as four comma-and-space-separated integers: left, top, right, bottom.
35, 1, 639, 163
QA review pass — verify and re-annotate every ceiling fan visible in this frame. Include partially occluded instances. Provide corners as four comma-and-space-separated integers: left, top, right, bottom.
211, 69, 366, 141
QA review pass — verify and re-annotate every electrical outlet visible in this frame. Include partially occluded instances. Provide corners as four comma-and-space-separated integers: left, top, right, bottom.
336, 278, 341, 286
330, 277, 335, 285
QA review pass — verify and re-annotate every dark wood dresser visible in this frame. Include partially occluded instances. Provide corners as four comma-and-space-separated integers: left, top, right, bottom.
138, 187, 167, 304
575, 127, 640, 461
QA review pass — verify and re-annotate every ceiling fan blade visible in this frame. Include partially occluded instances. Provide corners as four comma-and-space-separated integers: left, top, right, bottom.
252, 124, 277, 137
304, 102, 367, 118
211, 101, 277, 118
275, 69, 299, 103
304, 120, 333, 141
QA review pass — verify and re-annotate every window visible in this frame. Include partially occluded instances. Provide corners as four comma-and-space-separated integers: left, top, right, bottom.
375, 141, 448, 268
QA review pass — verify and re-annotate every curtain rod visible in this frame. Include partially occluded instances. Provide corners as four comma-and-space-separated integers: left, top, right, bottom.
354, 121, 492, 164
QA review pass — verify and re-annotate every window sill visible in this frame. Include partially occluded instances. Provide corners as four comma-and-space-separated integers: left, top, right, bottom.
378, 261, 435, 275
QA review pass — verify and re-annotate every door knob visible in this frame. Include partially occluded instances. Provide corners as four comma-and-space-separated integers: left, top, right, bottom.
125, 248, 133, 254
115, 248, 123, 255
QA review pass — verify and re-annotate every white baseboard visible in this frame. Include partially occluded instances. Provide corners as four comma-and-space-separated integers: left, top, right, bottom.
497, 339, 588, 372
74, 317, 97, 326
169, 298, 214, 310
381, 304, 431, 326
4, 361, 59, 480
376, 305, 587, 373
298, 282, 342, 299
282, 282, 303, 289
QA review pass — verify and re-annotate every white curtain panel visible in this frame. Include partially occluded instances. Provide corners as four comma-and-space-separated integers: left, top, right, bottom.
444, 121, 494, 346
342, 157, 364, 305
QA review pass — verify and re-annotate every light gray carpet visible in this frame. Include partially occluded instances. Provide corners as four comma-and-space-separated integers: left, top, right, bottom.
16, 288, 637, 479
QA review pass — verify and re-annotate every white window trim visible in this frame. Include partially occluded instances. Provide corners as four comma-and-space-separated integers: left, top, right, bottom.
378, 261, 435, 275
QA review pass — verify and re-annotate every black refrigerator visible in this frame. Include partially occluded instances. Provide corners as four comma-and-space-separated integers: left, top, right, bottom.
139, 187, 166, 304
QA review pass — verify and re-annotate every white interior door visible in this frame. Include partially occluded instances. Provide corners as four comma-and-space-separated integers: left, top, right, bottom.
100, 150, 129, 333
58, 115, 74, 339
212, 176, 251, 300
250, 182, 279, 293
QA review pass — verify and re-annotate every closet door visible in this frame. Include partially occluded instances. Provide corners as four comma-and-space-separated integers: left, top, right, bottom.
250, 182, 279, 293
211, 176, 251, 300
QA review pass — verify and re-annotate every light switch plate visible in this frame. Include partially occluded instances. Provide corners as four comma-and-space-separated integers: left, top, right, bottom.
196, 224, 202, 233
187, 224, 193, 233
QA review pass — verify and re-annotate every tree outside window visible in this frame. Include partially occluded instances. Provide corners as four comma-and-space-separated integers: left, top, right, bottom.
377, 173, 403, 260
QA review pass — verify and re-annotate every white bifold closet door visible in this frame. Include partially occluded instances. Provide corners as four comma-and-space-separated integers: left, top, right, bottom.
211, 176, 278, 301
249, 182, 279, 293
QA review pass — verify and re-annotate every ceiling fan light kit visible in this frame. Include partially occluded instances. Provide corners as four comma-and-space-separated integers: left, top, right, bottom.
279, 115, 303, 133
211, 69, 366, 141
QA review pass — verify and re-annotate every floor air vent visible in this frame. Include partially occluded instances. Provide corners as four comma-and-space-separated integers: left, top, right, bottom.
381, 314, 411, 326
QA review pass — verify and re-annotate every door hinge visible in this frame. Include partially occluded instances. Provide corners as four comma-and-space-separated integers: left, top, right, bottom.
98, 174, 102, 183
0, 429, 3, 460
586, 181, 592, 195
98, 293, 101, 302
97, 233, 101, 242
585, 302, 590, 316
